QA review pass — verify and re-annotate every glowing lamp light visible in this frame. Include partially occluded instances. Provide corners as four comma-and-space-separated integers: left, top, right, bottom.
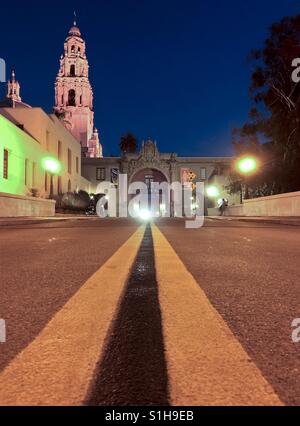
139, 209, 151, 221
237, 157, 258, 174
206, 186, 220, 198
42, 157, 61, 175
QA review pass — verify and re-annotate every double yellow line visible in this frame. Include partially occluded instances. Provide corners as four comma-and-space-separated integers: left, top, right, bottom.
0, 224, 282, 406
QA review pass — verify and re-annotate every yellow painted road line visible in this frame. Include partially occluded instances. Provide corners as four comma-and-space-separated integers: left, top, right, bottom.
152, 224, 283, 406
0, 226, 145, 406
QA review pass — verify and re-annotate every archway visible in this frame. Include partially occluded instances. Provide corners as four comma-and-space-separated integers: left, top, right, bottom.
130, 168, 169, 216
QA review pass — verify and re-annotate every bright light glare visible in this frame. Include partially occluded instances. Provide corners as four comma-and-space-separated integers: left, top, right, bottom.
139, 209, 151, 220
42, 158, 61, 174
206, 186, 220, 198
237, 157, 257, 174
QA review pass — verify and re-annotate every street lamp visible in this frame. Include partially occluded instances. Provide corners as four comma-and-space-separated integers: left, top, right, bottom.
206, 185, 220, 198
237, 157, 258, 174
42, 157, 62, 199
236, 156, 259, 200
206, 185, 221, 211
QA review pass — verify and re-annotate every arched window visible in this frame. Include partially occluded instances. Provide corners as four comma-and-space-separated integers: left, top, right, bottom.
78, 47, 81, 54
68, 89, 76, 106
68, 179, 71, 192
80, 95, 82, 105
70, 64, 75, 77
71, 45, 75, 53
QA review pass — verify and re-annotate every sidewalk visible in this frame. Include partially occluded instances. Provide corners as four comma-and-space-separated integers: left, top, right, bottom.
209, 216, 300, 226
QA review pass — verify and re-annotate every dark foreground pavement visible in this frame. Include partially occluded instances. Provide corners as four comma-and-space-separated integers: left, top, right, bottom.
0, 217, 299, 405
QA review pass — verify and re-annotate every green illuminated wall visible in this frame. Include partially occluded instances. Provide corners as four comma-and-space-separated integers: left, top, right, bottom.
0, 108, 89, 197
0, 114, 44, 196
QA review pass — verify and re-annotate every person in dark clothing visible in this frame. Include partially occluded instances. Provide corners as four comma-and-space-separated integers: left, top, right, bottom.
219, 198, 228, 216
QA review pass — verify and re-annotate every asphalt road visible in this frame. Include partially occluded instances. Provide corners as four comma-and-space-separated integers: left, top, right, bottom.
0, 217, 299, 406
157, 217, 300, 406
0, 218, 138, 373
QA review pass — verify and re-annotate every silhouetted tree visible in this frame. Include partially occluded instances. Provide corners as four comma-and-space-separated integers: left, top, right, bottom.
120, 133, 137, 154
230, 14, 300, 196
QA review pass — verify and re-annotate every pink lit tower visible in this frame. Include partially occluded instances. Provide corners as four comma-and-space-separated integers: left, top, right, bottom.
54, 15, 103, 158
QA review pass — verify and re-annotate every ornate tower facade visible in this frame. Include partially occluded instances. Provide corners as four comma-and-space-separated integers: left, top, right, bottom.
0, 70, 31, 108
7, 70, 21, 103
54, 20, 102, 158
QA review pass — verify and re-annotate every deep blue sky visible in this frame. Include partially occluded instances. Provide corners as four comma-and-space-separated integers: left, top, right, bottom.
0, 0, 298, 156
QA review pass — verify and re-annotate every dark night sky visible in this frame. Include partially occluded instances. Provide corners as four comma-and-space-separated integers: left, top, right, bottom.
0, 0, 297, 156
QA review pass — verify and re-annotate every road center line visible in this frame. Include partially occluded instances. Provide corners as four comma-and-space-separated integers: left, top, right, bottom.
152, 224, 283, 406
86, 224, 169, 406
0, 226, 145, 406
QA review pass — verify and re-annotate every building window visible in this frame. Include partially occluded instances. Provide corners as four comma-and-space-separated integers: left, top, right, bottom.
68, 149, 72, 174
46, 130, 50, 151
58, 141, 62, 160
111, 168, 119, 185
25, 159, 29, 186
68, 89, 76, 106
32, 162, 36, 187
200, 167, 207, 180
76, 157, 79, 174
70, 64, 75, 77
96, 168, 106, 181
68, 179, 72, 192
3, 149, 8, 179
71, 45, 75, 53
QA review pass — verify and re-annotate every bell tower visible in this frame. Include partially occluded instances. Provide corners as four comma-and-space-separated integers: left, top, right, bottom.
7, 70, 21, 103
54, 17, 103, 158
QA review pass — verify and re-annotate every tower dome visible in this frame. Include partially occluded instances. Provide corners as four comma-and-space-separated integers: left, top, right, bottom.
68, 25, 81, 37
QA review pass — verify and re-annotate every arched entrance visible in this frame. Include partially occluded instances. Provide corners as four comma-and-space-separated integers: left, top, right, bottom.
130, 168, 169, 216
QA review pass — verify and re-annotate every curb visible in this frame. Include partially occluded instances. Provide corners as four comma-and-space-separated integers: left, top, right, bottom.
209, 216, 300, 227
0, 219, 69, 227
